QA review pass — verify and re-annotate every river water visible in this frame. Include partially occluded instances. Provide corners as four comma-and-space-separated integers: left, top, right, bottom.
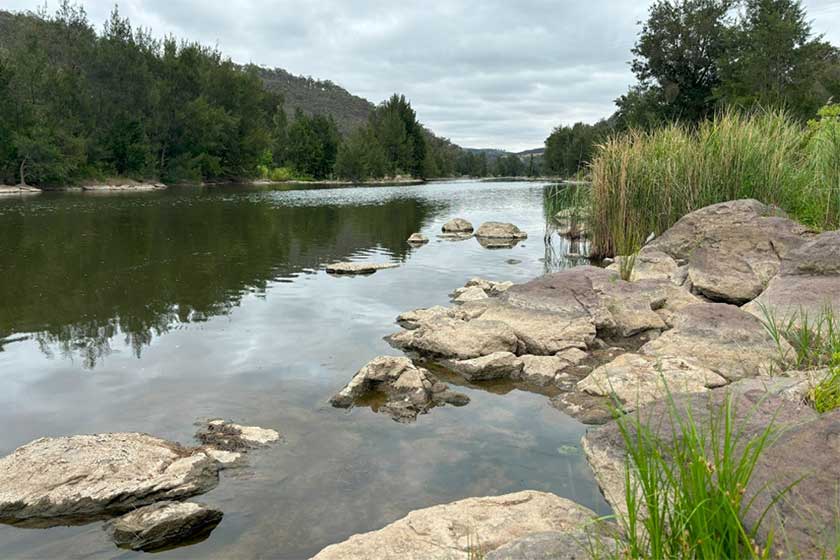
0, 180, 608, 559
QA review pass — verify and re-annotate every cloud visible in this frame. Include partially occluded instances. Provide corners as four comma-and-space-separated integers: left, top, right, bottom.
5, 0, 839, 150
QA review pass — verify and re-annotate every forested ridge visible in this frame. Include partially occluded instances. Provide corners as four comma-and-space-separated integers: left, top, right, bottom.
542, 0, 840, 178
0, 4, 527, 187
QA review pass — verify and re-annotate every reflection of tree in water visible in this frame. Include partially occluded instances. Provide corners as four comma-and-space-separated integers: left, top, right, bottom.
542, 184, 590, 274
0, 189, 436, 367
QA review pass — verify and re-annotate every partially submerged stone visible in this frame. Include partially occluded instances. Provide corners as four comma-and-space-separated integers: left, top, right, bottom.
577, 353, 727, 411
311, 491, 601, 560
330, 356, 468, 422
406, 232, 429, 245
640, 302, 791, 381
107, 501, 222, 552
475, 222, 529, 240
442, 217, 474, 233
326, 262, 400, 275
516, 355, 573, 386
0, 433, 219, 525
195, 420, 280, 452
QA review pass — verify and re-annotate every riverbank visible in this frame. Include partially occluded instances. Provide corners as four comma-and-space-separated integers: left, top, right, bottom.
318, 198, 840, 558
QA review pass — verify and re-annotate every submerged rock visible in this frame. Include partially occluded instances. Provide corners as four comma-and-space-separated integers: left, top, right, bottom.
106, 501, 223, 552
0, 433, 219, 525
442, 217, 474, 233
406, 233, 429, 245
311, 491, 601, 560
326, 262, 400, 275
330, 356, 468, 422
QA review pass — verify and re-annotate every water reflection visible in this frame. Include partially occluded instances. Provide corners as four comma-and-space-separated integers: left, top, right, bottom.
0, 189, 435, 367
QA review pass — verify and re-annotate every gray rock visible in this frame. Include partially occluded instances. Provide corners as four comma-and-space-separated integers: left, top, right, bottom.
645, 199, 811, 304
582, 384, 818, 523
478, 302, 595, 355
329, 356, 468, 422
780, 230, 840, 276
107, 501, 222, 552
486, 530, 620, 560
441, 351, 523, 381
640, 303, 791, 381
326, 262, 399, 275
577, 353, 727, 412
0, 433, 219, 525
442, 218, 474, 233
407, 233, 429, 245
452, 285, 491, 303
475, 222, 529, 240
517, 355, 572, 386
477, 236, 525, 249
311, 491, 600, 560
195, 420, 279, 452
389, 318, 520, 360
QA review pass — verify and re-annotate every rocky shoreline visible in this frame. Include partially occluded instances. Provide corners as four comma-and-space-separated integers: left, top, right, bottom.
321, 199, 840, 558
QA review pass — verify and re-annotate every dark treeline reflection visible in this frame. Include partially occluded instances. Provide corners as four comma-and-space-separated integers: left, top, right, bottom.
0, 187, 435, 367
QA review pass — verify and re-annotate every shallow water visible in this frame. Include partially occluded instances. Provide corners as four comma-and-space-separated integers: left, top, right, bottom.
0, 180, 608, 559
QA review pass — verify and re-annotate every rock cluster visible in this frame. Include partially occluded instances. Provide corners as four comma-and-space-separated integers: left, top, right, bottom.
0, 421, 279, 552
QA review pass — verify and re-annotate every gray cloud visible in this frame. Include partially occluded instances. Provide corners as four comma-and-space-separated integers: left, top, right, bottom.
8, 0, 839, 150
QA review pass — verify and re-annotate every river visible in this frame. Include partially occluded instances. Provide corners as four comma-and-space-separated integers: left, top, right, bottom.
0, 180, 608, 559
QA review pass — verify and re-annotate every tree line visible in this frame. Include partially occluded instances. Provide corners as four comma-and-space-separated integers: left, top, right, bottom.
0, 4, 468, 186
543, 0, 840, 178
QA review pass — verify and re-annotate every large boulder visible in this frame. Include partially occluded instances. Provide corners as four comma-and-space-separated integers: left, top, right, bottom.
0, 433, 219, 525
475, 222, 528, 240
744, 230, 840, 329
477, 302, 595, 355
311, 491, 601, 560
582, 384, 818, 523
645, 199, 811, 304
640, 303, 791, 381
330, 356, 468, 422
106, 501, 223, 552
442, 218, 474, 233
486, 530, 620, 560
577, 353, 727, 412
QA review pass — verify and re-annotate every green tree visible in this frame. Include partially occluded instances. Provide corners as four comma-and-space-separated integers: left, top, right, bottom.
716, 0, 837, 119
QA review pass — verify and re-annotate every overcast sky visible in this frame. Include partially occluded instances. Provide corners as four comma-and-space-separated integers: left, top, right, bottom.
7, 1, 840, 150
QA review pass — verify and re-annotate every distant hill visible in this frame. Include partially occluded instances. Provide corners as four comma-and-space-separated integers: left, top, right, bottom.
253, 67, 375, 136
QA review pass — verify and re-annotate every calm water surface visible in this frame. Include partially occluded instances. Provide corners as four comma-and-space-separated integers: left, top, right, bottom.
0, 180, 608, 559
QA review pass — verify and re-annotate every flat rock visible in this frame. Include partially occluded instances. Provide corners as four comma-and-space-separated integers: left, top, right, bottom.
441, 351, 523, 381
389, 318, 519, 360
0, 433, 219, 525
311, 491, 600, 560
517, 355, 571, 386
486, 530, 620, 560
406, 232, 429, 244
475, 222, 529, 239
645, 199, 811, 304
464, 277, 514, 295
477, 236, 525, 249
326, 262, 400, 275
442, 217, 474, 233
397, 306, 454, 330
330, 356, 468, 422
452, 285, 490, 303
577, 353, 727, 412
582, 385, 818, 522
640, 303, 791, 381
478, 302, 595, 355
107, 501, 223, 552
0, 185, 42, 195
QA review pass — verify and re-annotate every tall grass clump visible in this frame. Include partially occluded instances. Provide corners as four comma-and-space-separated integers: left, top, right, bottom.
588, 107, 840, 258
614, 392, 788, 559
